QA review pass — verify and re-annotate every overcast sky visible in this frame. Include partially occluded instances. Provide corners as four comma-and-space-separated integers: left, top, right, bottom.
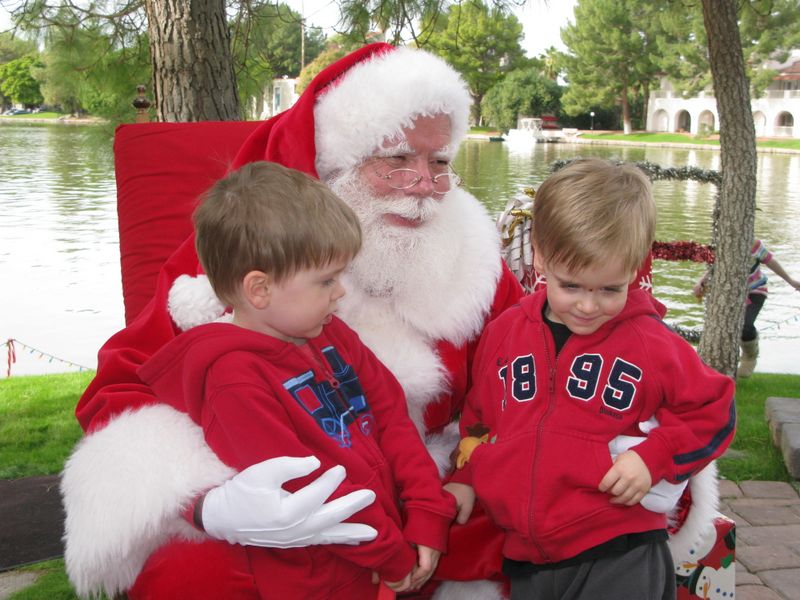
0, 0, 576, 58
288, 0, 576, 57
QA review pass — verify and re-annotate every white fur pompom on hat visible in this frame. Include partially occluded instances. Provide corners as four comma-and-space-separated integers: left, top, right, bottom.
168, 274, 228, 332
313, 46, 472, 181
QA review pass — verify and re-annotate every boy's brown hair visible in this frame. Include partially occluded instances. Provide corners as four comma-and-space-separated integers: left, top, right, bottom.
532, 158, 655, 274
194, 161, 362, 305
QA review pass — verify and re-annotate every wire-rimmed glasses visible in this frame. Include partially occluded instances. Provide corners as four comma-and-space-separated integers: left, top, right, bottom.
371, 163, 462, 195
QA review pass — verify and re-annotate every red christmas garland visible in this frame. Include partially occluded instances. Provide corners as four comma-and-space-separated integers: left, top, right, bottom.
651, 240, 715, 264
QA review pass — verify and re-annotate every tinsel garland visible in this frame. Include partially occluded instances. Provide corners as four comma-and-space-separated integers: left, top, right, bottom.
550, 159, 722, 186
652, 240, 715, 264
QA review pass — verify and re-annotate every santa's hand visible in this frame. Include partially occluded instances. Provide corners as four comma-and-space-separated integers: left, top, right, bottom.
640, 478, 688, 513
202, 456, 377, 548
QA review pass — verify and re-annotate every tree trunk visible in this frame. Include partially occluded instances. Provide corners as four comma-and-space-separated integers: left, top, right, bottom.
144, 0, 240, 121
621, 85, 631, 134
642, 80, 649, 131
699, 0, 757, 376
472, 93, 483, 127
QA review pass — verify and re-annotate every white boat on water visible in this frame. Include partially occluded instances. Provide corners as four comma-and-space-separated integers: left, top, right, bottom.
504, 117, 566, 151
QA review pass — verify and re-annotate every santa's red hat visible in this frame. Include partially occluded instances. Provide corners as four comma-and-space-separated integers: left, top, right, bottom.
232, 43, 472, 180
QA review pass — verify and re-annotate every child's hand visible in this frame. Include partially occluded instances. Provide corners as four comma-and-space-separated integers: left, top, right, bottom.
409, 545, 441, 590
692, 276, 708, 300
384, 573, 412, 593
443, 481, 475, 524
598, 450, 652, 506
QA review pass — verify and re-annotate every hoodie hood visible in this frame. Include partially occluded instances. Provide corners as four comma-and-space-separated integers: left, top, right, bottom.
137, 323, 291, 423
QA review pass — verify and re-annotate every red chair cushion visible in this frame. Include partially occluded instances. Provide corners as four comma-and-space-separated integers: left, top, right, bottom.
114, 121, 262, 324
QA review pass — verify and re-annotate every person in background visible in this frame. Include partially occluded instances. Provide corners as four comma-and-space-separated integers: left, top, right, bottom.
447, 158, 736, 600
693, 239, 800, 377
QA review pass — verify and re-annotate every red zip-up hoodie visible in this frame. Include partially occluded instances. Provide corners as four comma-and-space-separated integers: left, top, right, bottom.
451, 289, 735, 565
138, 317, 455, 598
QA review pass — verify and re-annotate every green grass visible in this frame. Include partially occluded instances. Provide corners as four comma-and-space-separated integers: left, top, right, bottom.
16, 112, 64, 119
0, 112, 64, 119
0, 371, 92, 478
717, 372, 798, 482
579, 131, 800, 151
756, 138, 800, 151
469, 126, 502, 135
7, 560, 87, 600
582, 132, 720, 145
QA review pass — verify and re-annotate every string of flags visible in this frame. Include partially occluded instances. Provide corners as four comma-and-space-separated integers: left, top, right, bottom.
2, 338, 91, 378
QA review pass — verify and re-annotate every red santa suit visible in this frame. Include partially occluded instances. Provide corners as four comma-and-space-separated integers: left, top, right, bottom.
61, 43, 524, 600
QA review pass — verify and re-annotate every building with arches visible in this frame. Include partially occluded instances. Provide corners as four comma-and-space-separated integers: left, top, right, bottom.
647, 51, 799, 139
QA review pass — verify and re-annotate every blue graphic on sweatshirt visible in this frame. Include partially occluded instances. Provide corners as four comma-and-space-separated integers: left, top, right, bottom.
283, 346, 375, 447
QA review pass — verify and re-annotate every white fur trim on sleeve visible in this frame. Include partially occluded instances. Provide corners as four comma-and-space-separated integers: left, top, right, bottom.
168, 274, 227, 332
425, 421, 461, 479
61, 405, 235, 598
667, 460, 721, 562
314, 47, 472, 180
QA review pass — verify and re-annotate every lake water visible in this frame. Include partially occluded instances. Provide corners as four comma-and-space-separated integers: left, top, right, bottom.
1, 122, 799, 377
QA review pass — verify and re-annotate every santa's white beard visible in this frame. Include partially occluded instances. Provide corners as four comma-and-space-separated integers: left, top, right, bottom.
327, 170, 451, 299
325, 167, 502, 460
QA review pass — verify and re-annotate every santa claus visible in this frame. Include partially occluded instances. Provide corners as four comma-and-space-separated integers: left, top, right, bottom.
62, 43, 523, 599
61, 42, 720, 600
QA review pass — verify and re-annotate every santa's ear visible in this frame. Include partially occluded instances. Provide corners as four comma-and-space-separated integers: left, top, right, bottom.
242, 270, 271, 309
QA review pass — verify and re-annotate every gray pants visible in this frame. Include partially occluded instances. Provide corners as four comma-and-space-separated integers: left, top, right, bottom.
509, 541, 676, 600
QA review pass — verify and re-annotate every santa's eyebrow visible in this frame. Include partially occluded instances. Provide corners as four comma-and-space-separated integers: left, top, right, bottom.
375, 140, 453, 159
430, 147, 453, 160
375, 140, 414, 156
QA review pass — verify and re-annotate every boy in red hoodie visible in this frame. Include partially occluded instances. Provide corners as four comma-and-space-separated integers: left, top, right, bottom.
137, 161, 456, 599
446, 158, 735, 600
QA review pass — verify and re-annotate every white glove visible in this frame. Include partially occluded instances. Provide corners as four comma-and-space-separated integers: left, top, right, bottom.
202, 456, 378, 548
608, 434, 688, 514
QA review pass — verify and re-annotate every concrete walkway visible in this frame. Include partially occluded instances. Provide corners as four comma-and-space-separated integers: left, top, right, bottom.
718, 479, 800, 600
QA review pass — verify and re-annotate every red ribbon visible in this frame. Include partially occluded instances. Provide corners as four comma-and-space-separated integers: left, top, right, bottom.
6, 338, 16, 378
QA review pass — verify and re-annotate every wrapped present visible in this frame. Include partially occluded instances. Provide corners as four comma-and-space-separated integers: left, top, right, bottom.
675, 514, 735, 599
668, 464, 736, 599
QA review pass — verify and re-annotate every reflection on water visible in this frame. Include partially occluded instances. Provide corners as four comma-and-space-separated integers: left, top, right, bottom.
1, 125, 798, 376
0, 123, 120, 376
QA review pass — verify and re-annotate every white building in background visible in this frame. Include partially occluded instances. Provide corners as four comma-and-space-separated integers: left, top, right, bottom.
254, 76, 298, 120
647, 51, 800, 139
247, 76, 299, 120
270, 76, 299, 116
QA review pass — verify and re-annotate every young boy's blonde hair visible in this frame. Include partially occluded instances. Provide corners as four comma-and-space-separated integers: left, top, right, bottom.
194, 161, 362, 306
532, 158, 655, 274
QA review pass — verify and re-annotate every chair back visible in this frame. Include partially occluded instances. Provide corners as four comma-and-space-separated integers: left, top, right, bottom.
114, 121, 261, 323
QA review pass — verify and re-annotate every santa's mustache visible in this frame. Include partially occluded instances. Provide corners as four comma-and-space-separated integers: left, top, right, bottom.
326, 169, 443, 228
384, 196, 438, 223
